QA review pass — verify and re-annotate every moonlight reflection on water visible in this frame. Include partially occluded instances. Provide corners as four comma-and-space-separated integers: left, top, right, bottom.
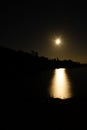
49, 68, 73, 99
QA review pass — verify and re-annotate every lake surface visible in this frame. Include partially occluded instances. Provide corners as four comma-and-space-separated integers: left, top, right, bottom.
24, 67, 87, 100
24, 67, 87, 130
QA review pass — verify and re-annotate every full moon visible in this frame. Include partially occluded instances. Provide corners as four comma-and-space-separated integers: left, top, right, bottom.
55, 38, 61, 45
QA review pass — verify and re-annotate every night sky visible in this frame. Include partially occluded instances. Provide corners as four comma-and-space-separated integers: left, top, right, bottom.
1, 1, 87, 63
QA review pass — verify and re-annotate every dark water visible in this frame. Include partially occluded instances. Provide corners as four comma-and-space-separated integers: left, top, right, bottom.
25, 67, 87, 99
24, 67, 87, 129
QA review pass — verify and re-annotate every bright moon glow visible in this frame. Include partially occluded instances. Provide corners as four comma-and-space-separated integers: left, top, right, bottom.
55, 38, 61, 45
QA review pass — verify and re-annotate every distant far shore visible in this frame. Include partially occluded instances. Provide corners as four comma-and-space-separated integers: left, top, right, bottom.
0, 46, 87, 73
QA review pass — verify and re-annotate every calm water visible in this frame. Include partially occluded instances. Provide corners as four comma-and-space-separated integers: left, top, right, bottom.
25, 67, 87, 99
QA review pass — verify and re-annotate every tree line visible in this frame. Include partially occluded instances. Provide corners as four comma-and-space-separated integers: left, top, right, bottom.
0, 46, 86, 73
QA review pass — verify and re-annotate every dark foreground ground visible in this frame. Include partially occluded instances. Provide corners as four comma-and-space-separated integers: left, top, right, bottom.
24, 97, 87, 129
1, 91, 87, 129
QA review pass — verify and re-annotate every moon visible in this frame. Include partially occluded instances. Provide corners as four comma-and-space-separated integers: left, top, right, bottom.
55, 38, 61, 45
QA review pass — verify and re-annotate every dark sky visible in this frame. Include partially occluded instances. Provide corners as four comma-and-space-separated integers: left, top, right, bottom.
1, 1, 87, 63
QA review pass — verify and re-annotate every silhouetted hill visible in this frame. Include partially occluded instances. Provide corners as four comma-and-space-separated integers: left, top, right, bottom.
0, 46, 86, 74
